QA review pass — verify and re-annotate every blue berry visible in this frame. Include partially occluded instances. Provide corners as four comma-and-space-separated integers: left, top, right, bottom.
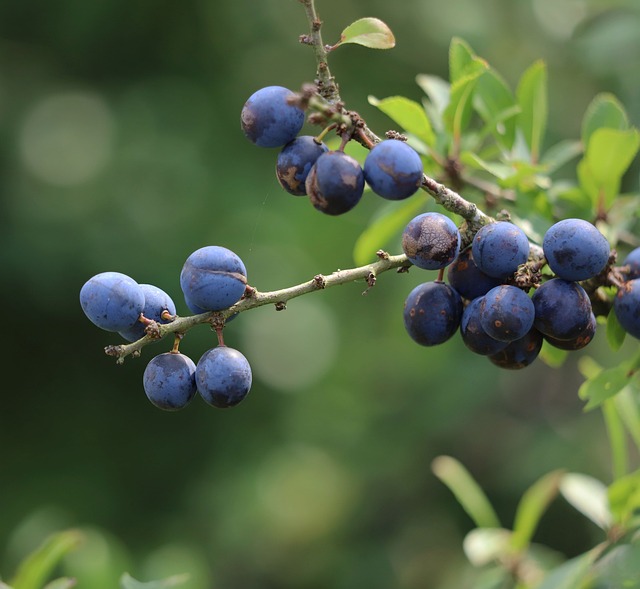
119, 284, 177, 342
363, 139, 423, 200
447, 248, 502, 300
480, 285, 535, 342
276, 136, 328, 196
196, 346, 252, 408
544, 312, 596, 350
241, 86, 305, 148
614, 278, 640, 339
305, 151, 365, 215
180, 246, 247, 312
460, 297, 509, 356
488, 328, 543, 370
402, 212, 461, 270
403, 281, 462, 346
532, 278, 593, 340
543, 218, 610, 281
80, 271, 145, 332
143, 352, 197, 411
472, 222, 530, 279
623, 247, 640, 280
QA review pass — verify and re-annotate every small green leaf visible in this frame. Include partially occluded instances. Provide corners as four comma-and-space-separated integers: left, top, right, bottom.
120, 573, 190, 589
473, 68, 518, 150
615, 387, 640, 451
10, 530, 83, 589
334, 18, 395, 50
415, 74, 450, 132
432, 455, 501, 529
592, 543, 640, 587
608, 468, 640, 525
541, 140, 583, 174
516, 60, 548, 163
579, 364, 634, 410
368, 95, 436, 146
603, 398, 629, 480
511, 470, 564, 552
582, 93, 629, 148
560, 473, 612, 529
43, 579, 77, 589
607, 309, 627, 351
353, 194, 428, 266
449, 37, 477, 83
444, 59, 488, 143
534, 550, 599, 589
462, 528, 512, 566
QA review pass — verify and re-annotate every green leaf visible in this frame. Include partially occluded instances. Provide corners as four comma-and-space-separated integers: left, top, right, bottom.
608, 469, 640, 525
540, 140, 583, 174
449, 37, 477, 83
511, 470, 564, 552
444, 58, 488, 143
432, 455, 501, 529
534, 550, 598, 589
615, 387, 640, 451
352, 194, 428, 266
516, 60, 548, 163
603, 398, 629, 480
334, 18, 395, 50
539, 340, 569, 368
120, 573, 190, 589
473, 69, 518, 150
560, 473, 612, 529
592, 543, 640, 588
578, 363, 634, 410
607, 308, 627, 351
462, 528, 512, 566
368, 95, 436, 146
10, 531, 83, 589
43, 579, 77, 589
582, 93, 629, 148
415, 75, 450, 133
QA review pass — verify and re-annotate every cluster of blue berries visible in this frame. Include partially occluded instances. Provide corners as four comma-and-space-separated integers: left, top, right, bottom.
401, 215, 621, 369
80, 246, 252, 410
240, 85, 424, 214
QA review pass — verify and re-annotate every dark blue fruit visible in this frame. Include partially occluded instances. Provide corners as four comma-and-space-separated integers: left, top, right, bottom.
196, 346, 252, 408
241, 86, 305, 148
614, 278, 640, 339
80, 271, 145, 332
480, 285, 535, 342
363, 139, 423, 200
471, 222, 530, 279
543, 218, 610, 281
544, 313, 596, 350
180, 246, 247, 312
488, 328, 543, 369
143, 352, 197, 411
402, 212, 461, 270
532, 278, 593, 340
119, 284, 177, 342
460, 297, 509, 356
305, 151, 365, 215
276, 136, 329, 196
623, 248, 640, 280
447, 248, 502, 300
403, 281, 462, 346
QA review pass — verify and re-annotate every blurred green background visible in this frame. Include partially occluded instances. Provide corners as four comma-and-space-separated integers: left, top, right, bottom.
1, 0, 639, 587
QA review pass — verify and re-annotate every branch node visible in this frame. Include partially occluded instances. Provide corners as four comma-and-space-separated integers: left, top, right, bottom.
376, 249, 390, 260
275, 301, 287, 311
314, 274, 327, 289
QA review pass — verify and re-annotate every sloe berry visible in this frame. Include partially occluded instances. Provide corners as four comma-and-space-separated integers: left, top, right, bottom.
80, 271, 145, 332
460, 297, 509, 356
623, 247, 640, 280
488, 328, 543, 370
543, 218, 610, 281
363, 139, 423, 200
402, 212, 461, 270
143, 352, 197, 411
276, 136, 328, 196
403, 281, 462, 346
241, 86, 305, 148
447, 248, 502, 300
180, 246, 247, 312
305, 151, 365, 215
196, 346, 252, 408
480, 285, 535, 342
119, 284, 177, 342
614, 278, 640, 339
544, 312, 596, 350
472, 221, 530, 279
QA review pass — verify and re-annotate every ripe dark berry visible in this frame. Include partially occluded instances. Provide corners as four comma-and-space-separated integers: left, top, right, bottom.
363, 139, 423, 200
472, 222, 530, 279
532, 278, 593, 340
623, 247, 640, 280
80, 271, 145, 332
276, 136, 328, 196
240, 86, 305, 148
402, 212, 461, 270
180, 246, 247, 312
614, 278, 640, 339
403, 281, 462, 346
447, 248, 502, 300
143, 352, 197, 411
305, 151, 365, 215
119, 284, 177, 342
488, 328, 543, 370
543, 218, 610, 281
460, 297, 509, 356
196, 346, 252, 408
544, 312, 596, 350
480, 285, 535, 342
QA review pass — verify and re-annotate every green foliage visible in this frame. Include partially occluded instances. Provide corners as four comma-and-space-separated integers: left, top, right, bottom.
333, 17, 395, 50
